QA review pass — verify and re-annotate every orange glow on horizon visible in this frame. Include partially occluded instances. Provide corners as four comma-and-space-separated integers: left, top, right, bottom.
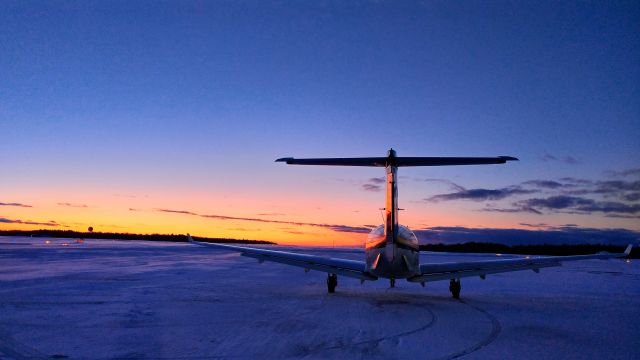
2, 182, 639, 247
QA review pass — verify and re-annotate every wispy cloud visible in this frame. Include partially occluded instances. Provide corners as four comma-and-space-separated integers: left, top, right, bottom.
0, 202, 32, 208
362, 183, 382, 192
0, 217, 59, 227
415, 226, 639, 246
592, 180, 640, 195
521, 180, 566, 189
562, 199, 640, 214
415, 178, 465, 192
482, 205, 542, 215
519, 196, 594, 211
564, 156, 578, 164
361, 177, 384, 192
559, 177, 593, 185
541, 153, 579, 164
156, 208, 373, 234
484, 196, 640, 216
226, 227, 258, 232
157, 208, 196, 215
426, 174, 640, 218
604, 167, 640, 178
519, 222, 548, 228
426, 187, 536, 202
604, 214, 640, 219
57, 202, 88, 208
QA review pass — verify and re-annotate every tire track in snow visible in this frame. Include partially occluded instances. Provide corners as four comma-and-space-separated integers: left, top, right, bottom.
433, 300, 502, 360
314, 299, 438, 353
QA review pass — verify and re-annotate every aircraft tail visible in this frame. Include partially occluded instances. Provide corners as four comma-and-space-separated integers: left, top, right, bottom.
277, 149, 518, 256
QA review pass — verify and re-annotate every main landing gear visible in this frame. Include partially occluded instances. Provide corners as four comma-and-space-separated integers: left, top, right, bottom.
327, 274, 338, 293
449, 279, 461, 299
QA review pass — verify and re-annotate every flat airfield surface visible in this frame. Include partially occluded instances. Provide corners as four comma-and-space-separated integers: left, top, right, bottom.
1, 237, 639, 359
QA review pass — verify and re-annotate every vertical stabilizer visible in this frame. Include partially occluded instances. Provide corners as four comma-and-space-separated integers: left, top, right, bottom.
384, 149, 399, 260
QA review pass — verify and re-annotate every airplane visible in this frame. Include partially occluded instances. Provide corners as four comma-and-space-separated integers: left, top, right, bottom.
188, 148, 632, 298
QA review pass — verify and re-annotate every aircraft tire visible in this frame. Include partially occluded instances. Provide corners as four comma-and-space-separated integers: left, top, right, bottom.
327, 274, 337, 293
449, 279, 461, 299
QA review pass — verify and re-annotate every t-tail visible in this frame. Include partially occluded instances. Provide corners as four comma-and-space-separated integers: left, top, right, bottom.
276, 149, 518, 256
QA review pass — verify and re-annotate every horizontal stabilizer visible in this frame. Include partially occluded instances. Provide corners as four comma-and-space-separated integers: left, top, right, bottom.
394, 156, 517, 167
276, 156, 518, 167
276, 157, 387, 166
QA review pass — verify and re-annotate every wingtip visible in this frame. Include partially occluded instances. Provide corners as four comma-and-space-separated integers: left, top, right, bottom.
275, 157, 293, 163
500, 156, 519, 161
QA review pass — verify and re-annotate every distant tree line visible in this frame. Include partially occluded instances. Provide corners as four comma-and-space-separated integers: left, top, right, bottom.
420, 242, 637, 258
0, 229, 275, 245
0, 229, 634, 258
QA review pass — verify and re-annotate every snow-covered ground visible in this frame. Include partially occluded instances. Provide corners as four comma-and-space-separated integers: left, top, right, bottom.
1, 236, 638, 359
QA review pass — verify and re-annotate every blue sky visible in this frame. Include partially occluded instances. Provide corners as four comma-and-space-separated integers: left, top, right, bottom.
1, 1, 639, 244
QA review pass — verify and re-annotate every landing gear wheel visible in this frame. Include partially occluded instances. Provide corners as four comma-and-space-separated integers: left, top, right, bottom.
449, 279, 461, 299
390, 278, 396, 288
327, 274, 338, 293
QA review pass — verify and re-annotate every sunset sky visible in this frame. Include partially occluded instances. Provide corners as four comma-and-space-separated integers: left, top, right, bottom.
2, 1, 639, 246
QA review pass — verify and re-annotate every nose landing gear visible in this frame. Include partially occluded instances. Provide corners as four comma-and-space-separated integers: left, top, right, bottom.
449, 279, 461, 299
327, 274, 338, 293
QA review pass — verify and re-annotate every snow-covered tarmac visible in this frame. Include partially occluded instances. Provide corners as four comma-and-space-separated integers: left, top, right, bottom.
1, 236, 638, 359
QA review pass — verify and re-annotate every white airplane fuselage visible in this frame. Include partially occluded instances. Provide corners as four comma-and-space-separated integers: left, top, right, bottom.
365, 224, 420, 279
364, 152, 421, 280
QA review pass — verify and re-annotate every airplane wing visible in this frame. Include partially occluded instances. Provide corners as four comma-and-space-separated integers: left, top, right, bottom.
408, 245, 632, 283
188, 235, 377, 281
